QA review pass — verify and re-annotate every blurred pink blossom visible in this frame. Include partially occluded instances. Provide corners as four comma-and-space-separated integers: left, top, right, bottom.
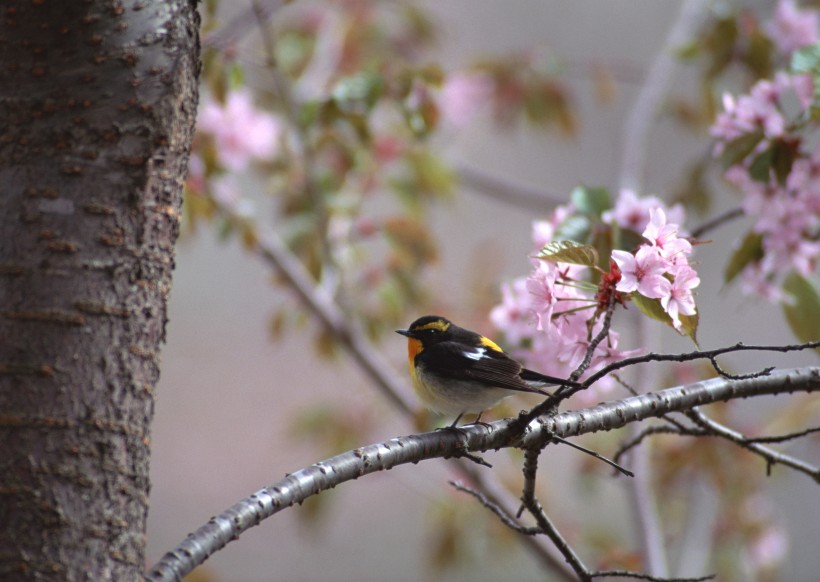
747, 525, 789, 570
603, 189, 685, 234
198, 90, 282, 172
768, 0, 819, 56
437, 71, 494, 128
490, 277, 534, 345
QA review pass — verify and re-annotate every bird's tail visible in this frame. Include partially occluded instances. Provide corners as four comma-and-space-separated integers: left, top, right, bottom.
520, 368, 581, 388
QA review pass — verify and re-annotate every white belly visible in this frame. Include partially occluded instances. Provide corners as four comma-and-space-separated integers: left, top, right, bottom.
413, 365, 512, 415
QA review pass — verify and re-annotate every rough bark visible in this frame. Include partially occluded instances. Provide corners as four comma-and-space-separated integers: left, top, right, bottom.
0, 2, 199, 580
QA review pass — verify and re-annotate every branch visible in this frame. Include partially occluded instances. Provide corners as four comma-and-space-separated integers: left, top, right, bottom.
145, 367, 819, 581
689, 207, 745, 239
584, 340, 820, 386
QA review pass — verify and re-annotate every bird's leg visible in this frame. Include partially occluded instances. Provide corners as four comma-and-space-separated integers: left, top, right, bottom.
470, 410, 494, 429
435, 412, 469, 436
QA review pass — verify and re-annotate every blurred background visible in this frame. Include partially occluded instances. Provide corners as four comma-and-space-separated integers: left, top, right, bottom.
146, 1, 820, 580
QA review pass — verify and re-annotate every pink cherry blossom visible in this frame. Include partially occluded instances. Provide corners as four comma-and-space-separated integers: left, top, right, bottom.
526, 262, 558, 330
612, 247, 672, 299
198, 90, 282, 172
660, 266, 700, 330
642, 208, 692, 260
490, 277, 534, 345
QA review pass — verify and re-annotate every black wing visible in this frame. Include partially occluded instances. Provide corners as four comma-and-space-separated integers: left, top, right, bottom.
418, 341, 547, 395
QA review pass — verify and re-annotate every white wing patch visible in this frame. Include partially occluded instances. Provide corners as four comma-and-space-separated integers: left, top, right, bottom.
463, 347, 487, 361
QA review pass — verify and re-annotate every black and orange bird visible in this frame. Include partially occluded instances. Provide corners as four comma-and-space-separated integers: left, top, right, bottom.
396, 315, 579, 426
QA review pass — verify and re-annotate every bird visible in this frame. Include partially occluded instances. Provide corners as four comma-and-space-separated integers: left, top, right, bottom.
396, 315, 579, 426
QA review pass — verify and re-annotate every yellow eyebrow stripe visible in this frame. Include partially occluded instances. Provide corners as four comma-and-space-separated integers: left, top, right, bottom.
480, 336, 504, 352
413, 320, 450, 332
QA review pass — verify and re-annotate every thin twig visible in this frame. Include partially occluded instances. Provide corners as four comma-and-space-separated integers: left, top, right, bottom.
590, 571, 714, 582
708, 356, 774, 381
551, 436, 634, 477
746, 426, 820, 444
585, 340, 820, 386
449, 480, 541, 535
685, 409, 820, 482
614, 425, 702, 463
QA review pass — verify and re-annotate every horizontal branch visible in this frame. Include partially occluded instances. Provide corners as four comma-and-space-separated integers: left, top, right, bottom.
145, 367, 819, 581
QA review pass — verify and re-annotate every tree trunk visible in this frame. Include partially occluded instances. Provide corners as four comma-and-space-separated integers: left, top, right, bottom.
0, 2, 199, 580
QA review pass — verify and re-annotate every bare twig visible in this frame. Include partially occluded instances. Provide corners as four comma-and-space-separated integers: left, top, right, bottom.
614, 424, 702, 463
685, 409, 820, 482
585, 340, 820, 386
708, 356, 774, 381
552, 435, 634, 477
745, 426, 820, 444
590, 571, 714, 582
449, 480, 541, 535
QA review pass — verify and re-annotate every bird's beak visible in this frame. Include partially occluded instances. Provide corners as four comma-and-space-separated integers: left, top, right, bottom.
395, 329, 414, 338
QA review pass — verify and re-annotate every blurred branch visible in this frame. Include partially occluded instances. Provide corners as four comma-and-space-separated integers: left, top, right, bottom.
689, 207, 745, 239
203, 0, 284, 51
619, 0, 708, 193
215, 200, 415, 415
146, 367, 820, 581
457, 163, 566, 211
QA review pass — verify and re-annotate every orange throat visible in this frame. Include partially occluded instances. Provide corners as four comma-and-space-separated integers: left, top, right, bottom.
407, 338, 422, 376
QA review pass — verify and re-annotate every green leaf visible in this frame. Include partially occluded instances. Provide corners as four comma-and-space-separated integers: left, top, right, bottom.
554, 214, 591, 244
536, 240, 598, 267
748, 145, 774, 183
782, 273, 820, 357
771, 139, 797, 185
631, 293, 698, 343
720, 131, 764, 169
571, 186, 611, 218
724, 231, 763, 284
631, 293, 670, 324
678, 311, 699, 345
331, 71, 384, 114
